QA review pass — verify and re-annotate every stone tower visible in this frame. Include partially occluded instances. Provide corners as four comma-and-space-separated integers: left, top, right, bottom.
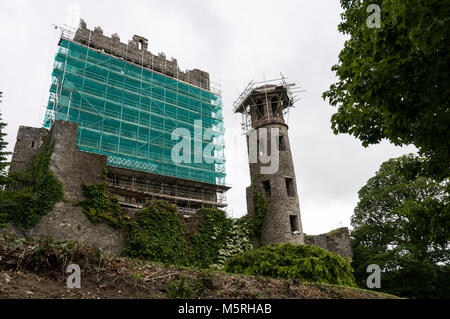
234, 81, 304, 246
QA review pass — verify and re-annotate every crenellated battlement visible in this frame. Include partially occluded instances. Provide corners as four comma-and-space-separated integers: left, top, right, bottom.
72, 19, 210, 91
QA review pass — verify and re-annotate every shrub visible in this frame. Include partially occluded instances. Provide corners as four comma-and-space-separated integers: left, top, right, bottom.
123, 200, 187, 265
0, 188, 38, 228
214, 217, 253, 268
0, 139, 64, 229
188, 208, 232, 268
224, 243, 356, 287
166, 276, 194, 299
123, 205, 253, 269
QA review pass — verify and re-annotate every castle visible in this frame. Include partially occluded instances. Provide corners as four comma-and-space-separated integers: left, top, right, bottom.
7, 20, 352, 259
44, 19, 228, 212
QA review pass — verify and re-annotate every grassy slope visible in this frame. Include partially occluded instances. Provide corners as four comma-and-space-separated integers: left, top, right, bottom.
0, 233, 398, 299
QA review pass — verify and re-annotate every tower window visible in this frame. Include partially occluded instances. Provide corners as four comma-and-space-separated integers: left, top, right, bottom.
271, 96, 279, 118
31, 141, 35, 148
278, 135, 285, 151
285, 177, 295, 197
289, 215, 299, 233
256, 99, 264, 119
262, 180, 271, 197
138, 40, 143, 50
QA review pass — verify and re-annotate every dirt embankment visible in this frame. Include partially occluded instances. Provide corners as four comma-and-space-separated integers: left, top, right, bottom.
0, 234, 396, 299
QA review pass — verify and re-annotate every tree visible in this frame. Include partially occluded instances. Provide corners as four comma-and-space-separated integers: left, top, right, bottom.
351, 154, 450, 298
323, 0, 450, 179
0, 91, 11, 187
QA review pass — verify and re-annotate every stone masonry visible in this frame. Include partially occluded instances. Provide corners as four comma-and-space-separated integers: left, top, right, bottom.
6, 120, 124, 255
9, 126, 48, 173
235, 83, 353, 259
305, 227, 353, 259
73, 19, 210, 91
235, 85, 304, 246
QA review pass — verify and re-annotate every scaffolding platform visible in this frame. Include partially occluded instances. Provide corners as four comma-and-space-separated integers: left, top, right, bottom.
43, 26, 227, 187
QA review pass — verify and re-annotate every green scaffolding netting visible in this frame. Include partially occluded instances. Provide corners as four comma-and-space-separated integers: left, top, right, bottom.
43, 39, 226, 186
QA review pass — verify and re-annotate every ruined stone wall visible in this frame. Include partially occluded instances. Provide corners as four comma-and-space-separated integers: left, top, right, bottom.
47, 120, 107, 202
9, 126, 48, 173
6, 121, 124, 255
73, 19, 210, 91
305, 227, 353, 259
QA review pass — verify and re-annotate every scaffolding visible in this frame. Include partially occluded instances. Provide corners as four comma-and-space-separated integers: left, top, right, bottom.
43, 35, 226, 186
232, 75, 304, 132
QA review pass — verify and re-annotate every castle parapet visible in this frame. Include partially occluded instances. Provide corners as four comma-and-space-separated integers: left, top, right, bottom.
72, 19, 210, 91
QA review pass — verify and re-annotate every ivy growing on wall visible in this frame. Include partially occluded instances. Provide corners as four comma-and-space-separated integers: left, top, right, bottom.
123, 200, 187, 265
188, 208, 233, 268
69, 181, 264, 270
252, 191, 267, 239
214, 216, 253, 269
120, 204, 254, 269
238, 191, 267, 243
76, 182, 127, 230
188, 192, 266, 268
187, 208, 256, 269
30, 140, 65, 218
0, 139, 64, 228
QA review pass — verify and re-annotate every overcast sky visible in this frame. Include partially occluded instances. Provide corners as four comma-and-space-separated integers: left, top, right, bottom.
0, 0, 416, 234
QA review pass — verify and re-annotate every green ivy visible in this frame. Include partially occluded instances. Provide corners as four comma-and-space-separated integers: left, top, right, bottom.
121, 204, 254, 269
165, 272, 215, 298
214, 216, 253, 269
123, 200, 187, 265
0, 207, 7, 228
33, 144, 64, 216
0, 140, 64, 228
0, 188, 37, 228
224, 243, 357, 287
188, 208, 233, 268
76, 183, 127, 229
187, 197, 269, 269
165, 276, 194, 298
244, 191, 267, 242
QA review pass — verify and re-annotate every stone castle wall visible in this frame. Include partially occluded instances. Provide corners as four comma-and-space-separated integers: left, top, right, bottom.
9, 126, 48, 173
73, 19, 210, 91
6, 121, 124, 255
305, 227, 353, 259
